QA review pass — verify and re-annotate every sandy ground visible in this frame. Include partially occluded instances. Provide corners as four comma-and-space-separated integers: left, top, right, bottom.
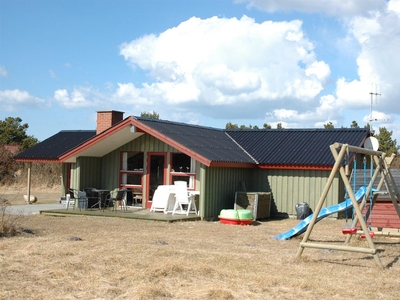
0, 185, 61, 205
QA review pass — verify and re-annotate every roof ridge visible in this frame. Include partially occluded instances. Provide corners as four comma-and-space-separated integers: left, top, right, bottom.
225, 128, 369, 132
134, 116, 223, 131
60, 130, 96, 132
225, 132, 259, 164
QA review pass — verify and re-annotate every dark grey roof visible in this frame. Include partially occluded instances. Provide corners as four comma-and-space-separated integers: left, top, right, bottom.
15, 116, 370, 168
137, 118, 369, 166
226, 128, 369, 166
136, 117, 255, 164
14, 130, 96, 161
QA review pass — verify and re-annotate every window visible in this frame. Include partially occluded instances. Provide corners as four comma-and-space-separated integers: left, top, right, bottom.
170, 153, 195, 189
120, 152, 143, 187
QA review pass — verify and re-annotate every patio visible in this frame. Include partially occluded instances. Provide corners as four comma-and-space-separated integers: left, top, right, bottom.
40, 206, 201, 222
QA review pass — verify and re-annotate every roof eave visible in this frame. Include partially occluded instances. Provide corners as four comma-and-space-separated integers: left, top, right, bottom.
131, 117, 214, 167
259, 164, 333, 170
13, 158, 60, 163
208, 162, 258, 168
59, 117, 138, 162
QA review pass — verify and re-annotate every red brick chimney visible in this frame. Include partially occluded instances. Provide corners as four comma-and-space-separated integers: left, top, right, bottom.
96, 110, 124, 134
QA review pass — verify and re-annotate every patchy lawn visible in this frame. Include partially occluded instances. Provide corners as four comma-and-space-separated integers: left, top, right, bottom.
1, 212, 400, 299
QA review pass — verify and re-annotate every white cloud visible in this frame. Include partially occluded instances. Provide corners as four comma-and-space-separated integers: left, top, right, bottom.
362, 110, 391, 125
119, 15, 330, 110
0, 66, 7, 77
53, 88, 101, 109
0, 89, 45, 111
113, 83, 153, 105
235, 0, 387, 17
388, 0, 400, 14
265, 94, 341, 127
335, 1, 400, 116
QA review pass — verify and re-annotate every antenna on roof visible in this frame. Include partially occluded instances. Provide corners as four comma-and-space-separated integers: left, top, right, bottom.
369, 84, 387, 132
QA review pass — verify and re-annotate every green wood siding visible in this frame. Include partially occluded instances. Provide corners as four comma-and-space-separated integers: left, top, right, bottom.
79, 157, 102, 189
198, 167, 344, 219
251, 169, 343, 216
65, 157, 101, 192
201, 166, 255, 219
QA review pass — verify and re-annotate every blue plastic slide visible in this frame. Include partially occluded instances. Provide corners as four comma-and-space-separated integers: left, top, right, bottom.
273, 186, 375, 240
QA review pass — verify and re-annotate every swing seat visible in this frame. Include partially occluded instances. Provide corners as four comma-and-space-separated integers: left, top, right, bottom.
342, 227, 357, 235
360, 231, 375, 239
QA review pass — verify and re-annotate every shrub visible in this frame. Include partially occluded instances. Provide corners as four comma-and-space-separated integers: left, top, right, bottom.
0, 145, 61, 187
0, 202, 23, 237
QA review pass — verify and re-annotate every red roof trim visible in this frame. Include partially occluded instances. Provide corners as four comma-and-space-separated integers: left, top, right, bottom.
14, 158, 60, 163
59, 117, 133, 162
208, 162, 257, 168
259, 164, 333, 170
59, 116, 214, 166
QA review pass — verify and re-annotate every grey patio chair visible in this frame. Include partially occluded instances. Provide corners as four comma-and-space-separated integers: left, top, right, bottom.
104, 189, 128, 212
66, 188, 88, 211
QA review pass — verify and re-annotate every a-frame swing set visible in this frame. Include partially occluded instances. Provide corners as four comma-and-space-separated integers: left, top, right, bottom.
295, 142, 400, 268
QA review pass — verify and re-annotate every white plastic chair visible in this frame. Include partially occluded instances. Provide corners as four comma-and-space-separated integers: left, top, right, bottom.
172, 181, 197, 216
150, 185, 175, 213
65, 189, 77, 210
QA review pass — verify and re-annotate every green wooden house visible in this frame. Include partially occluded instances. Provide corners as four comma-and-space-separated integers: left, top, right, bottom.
15, 110, 371, 219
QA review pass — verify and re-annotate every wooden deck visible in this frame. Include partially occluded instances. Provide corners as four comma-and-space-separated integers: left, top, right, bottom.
40, 207, 201, 222
361, 199, 400, 229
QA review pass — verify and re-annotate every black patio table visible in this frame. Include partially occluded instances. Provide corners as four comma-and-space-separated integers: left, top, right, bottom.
91, 189, 110, 210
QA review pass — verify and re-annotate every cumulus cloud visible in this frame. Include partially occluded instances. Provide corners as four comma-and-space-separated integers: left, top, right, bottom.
119, 15, 330, 113
334, 2, 400, 117
0, 66, 7, 77
236, 0, 387, 17
53, 87, 104, 109
265, 94, 342, 127
272, 0, 399, 137
0, 89, 45, 111
113, 83, 154, 105
44, 1, 400, 141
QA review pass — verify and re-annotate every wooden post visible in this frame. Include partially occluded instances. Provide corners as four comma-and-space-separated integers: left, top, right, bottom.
338, 155, 383, 268
295, 144, 347, 259
27, 162, 32, 204
296, 143, 385, 268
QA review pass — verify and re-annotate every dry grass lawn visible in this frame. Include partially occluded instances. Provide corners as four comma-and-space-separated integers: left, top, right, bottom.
1, 214, 400, 299
1, 187, 400, 299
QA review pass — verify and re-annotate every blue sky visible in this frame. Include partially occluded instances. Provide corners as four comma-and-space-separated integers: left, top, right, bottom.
1, 0, 400, 144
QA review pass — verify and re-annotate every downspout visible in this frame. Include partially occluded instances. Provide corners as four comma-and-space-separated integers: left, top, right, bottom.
199, 163, 206, 220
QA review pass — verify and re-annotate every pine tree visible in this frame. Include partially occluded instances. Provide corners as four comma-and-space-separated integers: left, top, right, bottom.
375, 127, 399, 155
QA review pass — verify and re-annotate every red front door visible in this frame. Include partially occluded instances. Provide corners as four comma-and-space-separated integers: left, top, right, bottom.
146, 153, 166, 208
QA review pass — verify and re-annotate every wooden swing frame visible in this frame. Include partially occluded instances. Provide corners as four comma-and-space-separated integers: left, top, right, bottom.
295, 142, 400, 268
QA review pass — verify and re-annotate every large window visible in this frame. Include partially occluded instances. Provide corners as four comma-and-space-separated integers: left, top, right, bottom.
120, 152, 144, 188
170, 153, 196, 189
